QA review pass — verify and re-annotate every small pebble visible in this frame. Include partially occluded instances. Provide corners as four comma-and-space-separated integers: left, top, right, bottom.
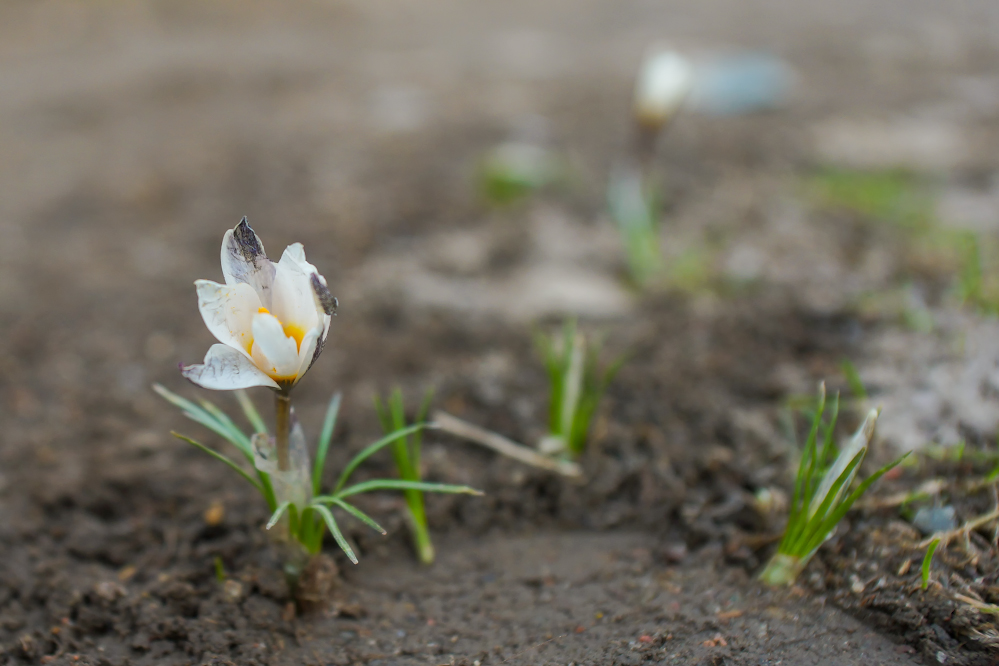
912, 506, 957, 535
222, 580, 243, 603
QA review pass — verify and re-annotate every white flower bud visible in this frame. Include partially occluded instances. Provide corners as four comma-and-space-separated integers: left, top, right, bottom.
634, 50, 693, 129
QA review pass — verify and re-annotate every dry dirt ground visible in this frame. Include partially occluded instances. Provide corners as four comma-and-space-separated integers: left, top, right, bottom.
3, 1, 999, 665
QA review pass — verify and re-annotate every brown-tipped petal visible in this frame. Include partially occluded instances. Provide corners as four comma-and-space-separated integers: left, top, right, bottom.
221, 217, 276, 305
310, 273, 337, 315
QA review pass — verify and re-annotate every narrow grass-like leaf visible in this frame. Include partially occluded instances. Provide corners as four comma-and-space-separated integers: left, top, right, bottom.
331, 479, 483, 499
333, 424, 428, 493
313, 504, 358, 564
266, 501, 293, 530
214, 557, 227, 582
312, 392, 342, 496
802, 453, 909, 556
783, 387, 827, 550
235, 390, 268, 435
922, 538, 940, 590
156, 384, 239, 442
841, 360, 868, 399
171, 432, 263, 494
817, 393, 840, 473
411, 387, 435, 470
313, 498, 387, 535
198, 398, 252, 456
789, 449, 865, 555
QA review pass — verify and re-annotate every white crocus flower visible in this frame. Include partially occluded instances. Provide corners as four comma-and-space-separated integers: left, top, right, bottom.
181, 218, 336, 393
634, 49, 693, 129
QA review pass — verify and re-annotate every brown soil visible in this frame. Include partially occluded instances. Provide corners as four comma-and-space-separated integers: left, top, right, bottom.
2, 1, 999, 665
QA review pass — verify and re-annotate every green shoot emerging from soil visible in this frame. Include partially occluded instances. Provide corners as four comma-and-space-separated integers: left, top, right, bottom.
607, 164, 664, 287
921, 538, 940, 590
374, 387, 436, 564
155, 385, 481, 583
759, 383, 907, 586
536, 320, 623, 458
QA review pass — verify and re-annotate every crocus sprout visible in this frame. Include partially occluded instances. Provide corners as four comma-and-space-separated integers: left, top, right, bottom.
609, 49, 693, 288
536, 320, 623, 458
157, 219, 481, 589
759, 383, 907, 586
375, 387, 436, 564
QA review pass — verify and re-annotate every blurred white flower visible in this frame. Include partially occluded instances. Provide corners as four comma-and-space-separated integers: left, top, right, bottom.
182, 218, 336, 392
634, 49, 693, 129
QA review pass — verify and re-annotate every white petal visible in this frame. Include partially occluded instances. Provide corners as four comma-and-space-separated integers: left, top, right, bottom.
271, 254, 322, 334
279, 243, 318, 276
195, 279, 260, 359
251, 312, 301, 379
634, 50, 693, 126
221, 218, 277, 307
292, 325, 323, 383
182, 344, 279, 390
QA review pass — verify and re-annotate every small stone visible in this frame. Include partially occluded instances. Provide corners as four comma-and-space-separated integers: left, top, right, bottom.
222, 580, 243, 603
204, 500, 225, 526
660, 543, 688, 563
913, 507, 957, 536
94, 581, 126, 602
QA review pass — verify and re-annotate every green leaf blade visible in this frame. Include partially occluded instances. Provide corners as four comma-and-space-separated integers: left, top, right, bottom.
313, 504, 358, 564
312, 392, 342, 496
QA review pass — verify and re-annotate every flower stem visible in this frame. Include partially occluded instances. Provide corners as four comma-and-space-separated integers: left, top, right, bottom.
276, 393, 292, 471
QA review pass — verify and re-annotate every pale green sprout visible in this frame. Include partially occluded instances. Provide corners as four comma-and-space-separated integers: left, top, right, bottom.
759, 383, 908, 586
155, 385, 481, 582
921, 538, 940, 590
479, 141, 563, 205
608, 49, 693, 287
607, 165, 664, 287
374, 387, 436, 564
536, 320, 623, 458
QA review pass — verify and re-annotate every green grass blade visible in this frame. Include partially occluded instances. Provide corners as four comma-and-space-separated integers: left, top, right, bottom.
171, 432, 263, 494
841, 360, 868, 399
922, 538, 940, 590
154, 384, 253, 460
315, 498, 387, 535
266, 501, 293, 530
790, 449, 865, 555
331, 479, 483, 499
798, 386, 828, 502
388, 389, 415, 479
235, 390, 268, 435
817, 392, 840, 471
312, 392, 342, 496
333, 424, 428, 493
373, 393, 393, 433
198, 398, 252, 453
784, 387, 827, 549
313, 504, 358, 564
412, 387, 435, 466
802, 453, 909, 556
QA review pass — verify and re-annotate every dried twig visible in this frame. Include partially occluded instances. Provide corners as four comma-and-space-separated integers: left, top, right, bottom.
432, 411, 582, 478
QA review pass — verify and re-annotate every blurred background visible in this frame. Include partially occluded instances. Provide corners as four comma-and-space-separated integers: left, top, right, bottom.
2, 0, 999, 486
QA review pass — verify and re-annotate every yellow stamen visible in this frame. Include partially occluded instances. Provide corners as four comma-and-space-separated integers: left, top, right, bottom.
282, 323, 306, 351
256, 307, 304, 352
